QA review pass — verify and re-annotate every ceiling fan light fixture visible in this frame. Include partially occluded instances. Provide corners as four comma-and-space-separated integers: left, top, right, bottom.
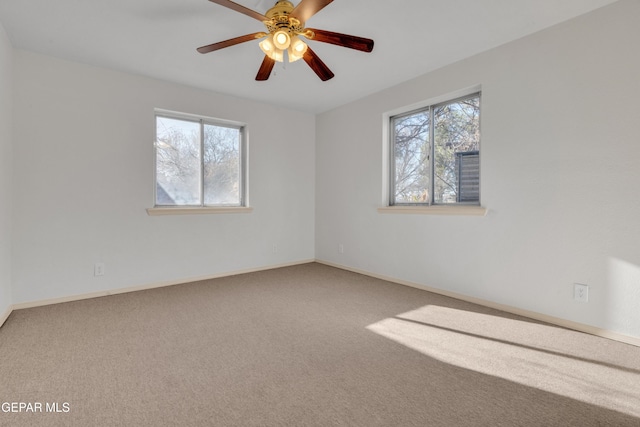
259, 35, 274, 53
259, 35, 284, 62
272, 49, 284, 62
287, 35, 308, 62
273, 30, 291, 50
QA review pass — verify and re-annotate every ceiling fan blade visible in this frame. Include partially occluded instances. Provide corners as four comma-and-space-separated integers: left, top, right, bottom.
303, 47, 334, 81
306, 29, 374, 52
290, 0, 333, 23
256, 55, 276, 81
197, 32, 266, 54
208, 0, 267, 21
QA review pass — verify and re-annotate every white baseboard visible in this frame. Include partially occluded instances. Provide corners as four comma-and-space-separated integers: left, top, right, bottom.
11, 259, 315, 311
0, 305, 12, 328
316, 259, 640, 348
6, 258, 639, 348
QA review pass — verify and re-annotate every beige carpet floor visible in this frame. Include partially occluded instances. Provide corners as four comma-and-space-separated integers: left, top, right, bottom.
1, 262, 639, 426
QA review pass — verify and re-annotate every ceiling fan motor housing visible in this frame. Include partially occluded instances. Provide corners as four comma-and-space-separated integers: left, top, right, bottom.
264, 1, 305, 38
265, 1, 295, 19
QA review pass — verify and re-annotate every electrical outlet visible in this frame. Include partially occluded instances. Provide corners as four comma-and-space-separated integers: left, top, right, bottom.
573, 283, 589, 302
273, 244, 279, 254
94, 263, 105, 277
338, 244, 344, 254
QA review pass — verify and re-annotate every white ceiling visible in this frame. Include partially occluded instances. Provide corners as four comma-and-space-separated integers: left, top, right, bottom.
0, 0, 618, 113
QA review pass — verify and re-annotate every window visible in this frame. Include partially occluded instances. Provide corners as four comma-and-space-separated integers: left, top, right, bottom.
154, 111, 246, 207
390, 93, 480, 206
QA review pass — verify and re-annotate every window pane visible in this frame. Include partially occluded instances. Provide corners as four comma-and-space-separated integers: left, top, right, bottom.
155, 117, 201, 205
203, 124, 241, 206
393, 111, 431, 203
433, 96, 480, 204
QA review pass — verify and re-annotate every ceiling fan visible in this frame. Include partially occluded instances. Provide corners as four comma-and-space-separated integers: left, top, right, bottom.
197, 0, 374, 81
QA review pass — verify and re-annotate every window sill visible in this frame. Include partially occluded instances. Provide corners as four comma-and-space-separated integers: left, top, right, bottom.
377, 205, 487, 216
147, 206, 254, 216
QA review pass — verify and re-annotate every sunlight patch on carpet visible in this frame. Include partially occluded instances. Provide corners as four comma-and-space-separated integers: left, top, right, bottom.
366, 305, 640, 417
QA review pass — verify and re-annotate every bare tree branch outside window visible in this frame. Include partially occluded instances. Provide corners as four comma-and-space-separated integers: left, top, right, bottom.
155, 115, 244, 207
392, 94, 480, 205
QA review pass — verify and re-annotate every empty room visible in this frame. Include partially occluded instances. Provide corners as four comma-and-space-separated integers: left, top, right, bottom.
1, 0, 639, 425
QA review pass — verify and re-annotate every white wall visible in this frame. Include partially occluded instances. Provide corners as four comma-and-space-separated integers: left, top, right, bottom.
11, 50, 315, 304
316, 0, 640, 339
0, 22, 13, 319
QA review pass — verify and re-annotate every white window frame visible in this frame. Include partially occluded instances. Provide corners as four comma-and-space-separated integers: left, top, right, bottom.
379, 86, 486, 216
147, 109, 252, 216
